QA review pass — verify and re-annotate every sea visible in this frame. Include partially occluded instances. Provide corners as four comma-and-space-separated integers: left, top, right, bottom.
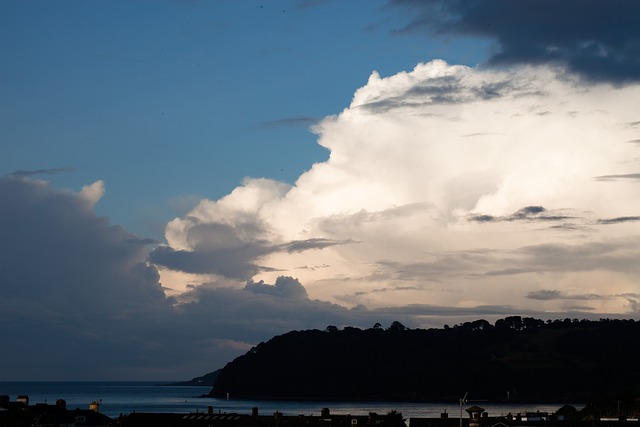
0, 382, 581, 420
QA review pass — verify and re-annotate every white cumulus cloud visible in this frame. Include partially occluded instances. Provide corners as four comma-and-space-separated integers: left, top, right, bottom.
155, 60, 640, 319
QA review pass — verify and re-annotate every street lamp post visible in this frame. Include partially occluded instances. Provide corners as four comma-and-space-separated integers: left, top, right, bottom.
459, 392, 468, 427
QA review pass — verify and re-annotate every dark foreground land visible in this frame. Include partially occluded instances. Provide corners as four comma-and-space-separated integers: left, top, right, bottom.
115, 406, 606, 427
5, 317, 640, 426
3, 400, 640, 427
211, 317, 640, 404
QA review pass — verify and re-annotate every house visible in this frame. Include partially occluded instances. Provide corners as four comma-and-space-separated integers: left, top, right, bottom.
0, 395, 114, 426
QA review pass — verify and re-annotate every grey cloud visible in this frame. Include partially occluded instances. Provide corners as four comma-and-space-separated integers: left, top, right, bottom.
469, 214, 497, 223
463, 132, 494, 138
150, 237, 351, 280
389, 0, 640, 83
7, 167, 74, 177
406, 75, 521, 102
376, 249, 498, 281
595, 173, 640, 181
621, 294, 640, 314
514, 206, 545, 216
359, 73, 532, 113
561, 304, 597, 312
373, 303, 601, 328
527, 289, 608, 301
186, 220, 266, 252
319, 203, 432, 232
280, 237, 352, 253
351, 285, 420, 297
378, 237, 640, 282
485, 239, 640, 276
149, 245, 265, 280
468, 205, 572, 223
526, 290, 564, 300
379, 257, 474, 281
295, 264, 330, 271
173, 278, 428, 344
381, 304, 524, 317
598, 216, 640, 224
244, 276, 309, 300
548, 223, 586, 231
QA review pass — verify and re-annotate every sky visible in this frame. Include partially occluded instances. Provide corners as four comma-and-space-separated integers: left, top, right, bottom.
1, 0, 640, 381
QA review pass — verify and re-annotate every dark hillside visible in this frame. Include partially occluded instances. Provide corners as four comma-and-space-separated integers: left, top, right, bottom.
210, 318, 640, 403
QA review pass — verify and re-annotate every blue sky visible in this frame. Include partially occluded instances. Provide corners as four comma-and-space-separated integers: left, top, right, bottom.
2, 0, 640, 381
1, 0, 487, 238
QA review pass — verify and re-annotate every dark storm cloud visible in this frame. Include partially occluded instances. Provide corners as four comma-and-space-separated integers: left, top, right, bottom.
0, 176, 165, 306
0, 176, 176, 379
389, 0, 640, 83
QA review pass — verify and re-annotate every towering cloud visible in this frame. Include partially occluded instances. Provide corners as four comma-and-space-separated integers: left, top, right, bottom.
156, 61, 640, 316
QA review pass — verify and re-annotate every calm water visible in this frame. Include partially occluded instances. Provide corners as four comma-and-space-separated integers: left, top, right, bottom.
0, 382, 580, 419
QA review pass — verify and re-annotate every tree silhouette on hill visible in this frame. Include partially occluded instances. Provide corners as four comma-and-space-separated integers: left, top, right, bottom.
211, 318, 640, 403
